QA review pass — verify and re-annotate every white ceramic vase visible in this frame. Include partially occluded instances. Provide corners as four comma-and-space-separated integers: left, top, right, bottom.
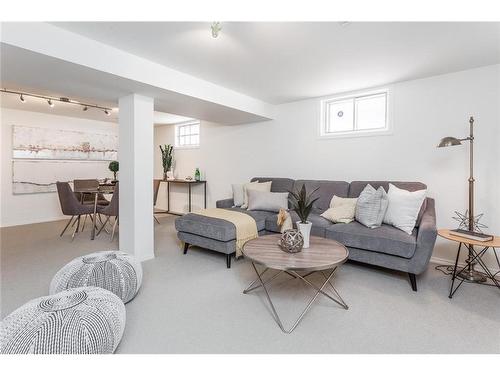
296, 221, 312, 248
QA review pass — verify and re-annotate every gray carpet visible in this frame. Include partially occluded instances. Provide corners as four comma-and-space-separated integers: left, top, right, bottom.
1, 216, 499, 353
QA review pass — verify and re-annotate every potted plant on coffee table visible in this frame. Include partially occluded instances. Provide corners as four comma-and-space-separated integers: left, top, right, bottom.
288, 185, 319, 248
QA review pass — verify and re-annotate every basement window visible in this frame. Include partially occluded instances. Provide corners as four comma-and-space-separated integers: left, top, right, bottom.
320, 90, 390, 138
175, 121, 200, 148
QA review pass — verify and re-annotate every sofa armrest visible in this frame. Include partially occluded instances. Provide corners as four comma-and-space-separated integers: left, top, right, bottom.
409, 198, 437, 274
216, 198, 234, 209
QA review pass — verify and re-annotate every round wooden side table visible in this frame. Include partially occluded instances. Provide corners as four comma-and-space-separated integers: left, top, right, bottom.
242, 234, 349, 334
437, 229, 500, 298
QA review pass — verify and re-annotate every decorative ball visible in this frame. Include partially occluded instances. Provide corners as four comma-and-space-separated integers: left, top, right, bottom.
50, 250, 142, 303
0, 287, 126, 354
279, 229, 304, 253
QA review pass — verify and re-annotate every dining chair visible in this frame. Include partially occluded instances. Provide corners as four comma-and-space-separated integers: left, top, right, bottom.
74, 179, 110, 206
96, 182, 119, 241
153, 179, 161, 224
56, 182, 96, 240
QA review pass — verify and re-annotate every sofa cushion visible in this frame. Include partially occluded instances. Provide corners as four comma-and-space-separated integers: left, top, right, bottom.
325, 221, 417, 259
293, 180, 350, 213
265, 212, 333, 237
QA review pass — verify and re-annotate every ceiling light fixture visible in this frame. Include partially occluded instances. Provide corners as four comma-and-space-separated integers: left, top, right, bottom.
211, 22, 222, 38
1, 88, 112, 116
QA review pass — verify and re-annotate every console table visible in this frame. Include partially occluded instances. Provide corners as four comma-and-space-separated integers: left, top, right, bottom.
163, 179, 207, 215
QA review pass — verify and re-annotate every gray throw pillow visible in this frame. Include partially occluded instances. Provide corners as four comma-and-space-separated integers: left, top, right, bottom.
355, 184, 389, 228
247, 190, 288, 212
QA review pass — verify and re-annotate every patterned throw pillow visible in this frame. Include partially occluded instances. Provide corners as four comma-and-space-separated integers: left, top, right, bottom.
355, 184, 389, 228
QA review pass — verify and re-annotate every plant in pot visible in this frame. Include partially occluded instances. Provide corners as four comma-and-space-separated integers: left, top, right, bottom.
159, 144, 174, 180
288, 185, 319, 248
108, 161, 119, 182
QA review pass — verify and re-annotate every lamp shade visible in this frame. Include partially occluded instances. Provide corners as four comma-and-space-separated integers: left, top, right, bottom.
437, 137, 462, 147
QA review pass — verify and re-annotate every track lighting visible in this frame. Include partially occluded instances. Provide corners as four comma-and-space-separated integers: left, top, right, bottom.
1, 88, 112, 116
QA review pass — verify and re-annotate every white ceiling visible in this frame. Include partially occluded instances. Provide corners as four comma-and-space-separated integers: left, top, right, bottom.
52, 22, 500, 104
0, 43, 264, 125
0, 91, 193, 125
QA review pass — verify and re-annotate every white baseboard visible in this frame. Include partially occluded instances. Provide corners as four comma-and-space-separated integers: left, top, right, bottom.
430, 255, 499, 274
0, 215, 67, 228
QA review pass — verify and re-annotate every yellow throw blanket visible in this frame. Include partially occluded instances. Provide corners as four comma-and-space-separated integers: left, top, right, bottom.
195, 208, 258, 257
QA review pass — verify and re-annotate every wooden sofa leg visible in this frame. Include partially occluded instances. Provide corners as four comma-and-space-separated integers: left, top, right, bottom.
409, 273, 417, 292
226, 254, 231, 269
183, 243, 189, 254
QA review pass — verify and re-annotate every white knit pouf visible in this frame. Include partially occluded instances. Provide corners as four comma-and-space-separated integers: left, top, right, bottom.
0, 287, 125, 354
49, 250, 142, 303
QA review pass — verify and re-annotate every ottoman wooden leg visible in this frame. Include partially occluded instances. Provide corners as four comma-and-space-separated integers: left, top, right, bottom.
183, 243, 189, 254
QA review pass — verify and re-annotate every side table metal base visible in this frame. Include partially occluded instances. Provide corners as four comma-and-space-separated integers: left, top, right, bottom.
449, 243, 500, 298
243, 262, 348, 334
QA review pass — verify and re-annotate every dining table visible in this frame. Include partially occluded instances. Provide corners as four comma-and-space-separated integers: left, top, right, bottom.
74, 183, 115, 240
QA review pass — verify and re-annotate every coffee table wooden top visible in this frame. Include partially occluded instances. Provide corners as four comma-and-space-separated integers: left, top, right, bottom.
438, 229, 500, 247
242, 234, 349, 272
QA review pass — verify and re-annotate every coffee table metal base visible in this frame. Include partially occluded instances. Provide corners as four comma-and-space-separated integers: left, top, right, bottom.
243, 262, 348, 334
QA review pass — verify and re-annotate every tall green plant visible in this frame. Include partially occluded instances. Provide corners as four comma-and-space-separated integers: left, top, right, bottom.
288, 185, 319, 224
159, 144, 174, 174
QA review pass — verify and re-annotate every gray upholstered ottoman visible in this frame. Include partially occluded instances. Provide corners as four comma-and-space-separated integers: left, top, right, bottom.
0, 287, 126, 354
175, 209, 270, 268
50, 250, 142, 303
176, 213, 239, 268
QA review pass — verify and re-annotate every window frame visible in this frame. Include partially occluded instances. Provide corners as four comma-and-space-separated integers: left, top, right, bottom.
174, 120, 200, 149
319, 88, 392, 139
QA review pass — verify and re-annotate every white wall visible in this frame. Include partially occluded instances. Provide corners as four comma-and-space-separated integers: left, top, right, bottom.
0, 108, 117, 227
154, 65, 500, 266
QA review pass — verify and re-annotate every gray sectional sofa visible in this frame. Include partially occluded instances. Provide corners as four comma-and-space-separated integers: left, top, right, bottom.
175, 177, 437, 291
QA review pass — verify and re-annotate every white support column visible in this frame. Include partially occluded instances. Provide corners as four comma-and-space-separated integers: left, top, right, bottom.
118, 94, 155, 261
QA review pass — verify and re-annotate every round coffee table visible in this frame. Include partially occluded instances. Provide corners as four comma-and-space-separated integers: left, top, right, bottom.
242, 234, 349, 334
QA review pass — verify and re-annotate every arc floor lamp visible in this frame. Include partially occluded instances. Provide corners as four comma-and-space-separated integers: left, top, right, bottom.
438, 116, 487, 282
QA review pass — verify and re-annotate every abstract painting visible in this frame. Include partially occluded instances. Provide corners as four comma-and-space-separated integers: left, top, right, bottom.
12, 125, 118, 161
12, 160, 112, 194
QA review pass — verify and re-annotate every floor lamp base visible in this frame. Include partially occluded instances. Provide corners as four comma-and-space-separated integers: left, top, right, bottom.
458, 268, 488, 283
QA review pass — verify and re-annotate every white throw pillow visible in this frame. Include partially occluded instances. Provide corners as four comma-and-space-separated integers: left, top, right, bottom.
321, 196, 358, 223
241, 181, 272, 209
232, 184, 245, 207
383, 183, 427, 234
